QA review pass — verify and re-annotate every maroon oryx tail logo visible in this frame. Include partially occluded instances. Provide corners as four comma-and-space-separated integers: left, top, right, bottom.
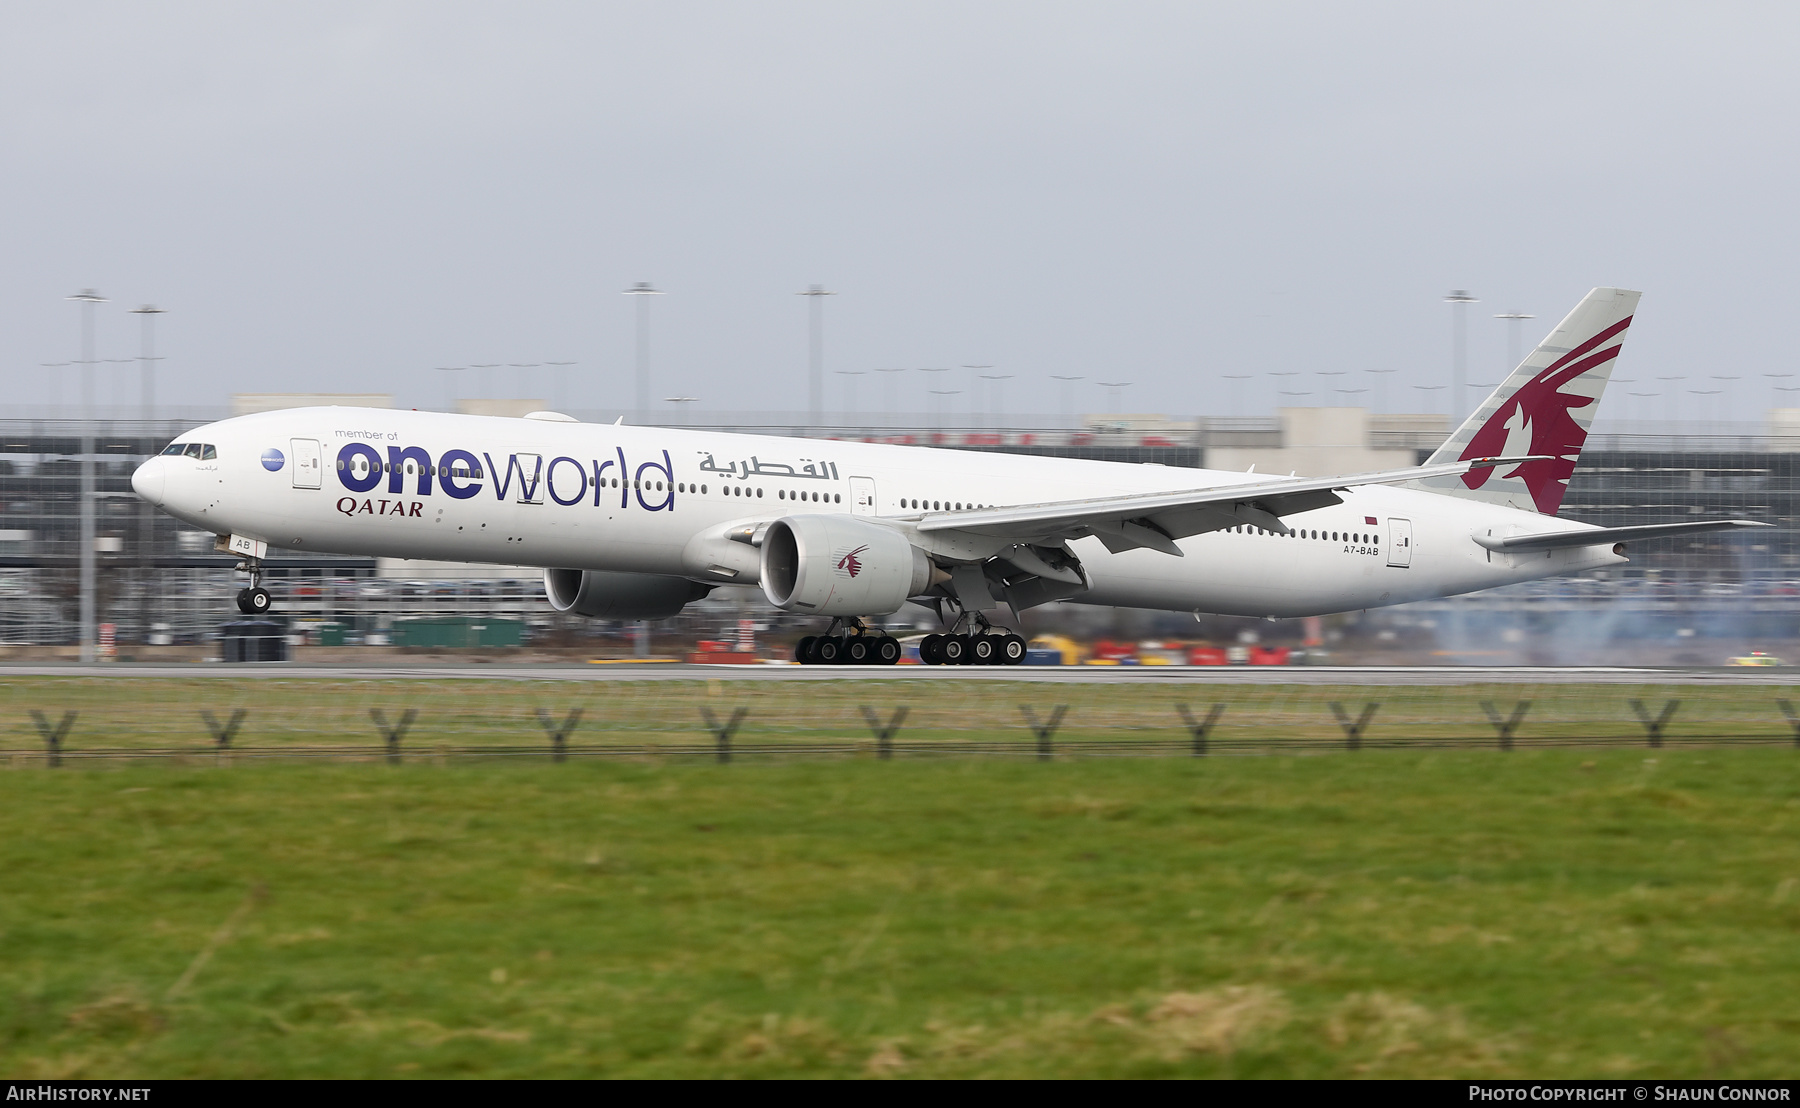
1459, 315, 1632, 515
835, 545, 869, 578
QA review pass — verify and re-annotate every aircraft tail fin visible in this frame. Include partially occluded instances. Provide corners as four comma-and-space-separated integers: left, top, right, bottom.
1411, 287, 1640, 515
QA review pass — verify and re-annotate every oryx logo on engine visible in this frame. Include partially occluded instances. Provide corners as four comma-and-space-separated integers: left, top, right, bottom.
834, 544, 869, 578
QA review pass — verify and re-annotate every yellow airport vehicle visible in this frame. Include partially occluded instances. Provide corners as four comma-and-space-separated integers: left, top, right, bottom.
1029, 634, 1085, 666
1727, 652, 1782, 666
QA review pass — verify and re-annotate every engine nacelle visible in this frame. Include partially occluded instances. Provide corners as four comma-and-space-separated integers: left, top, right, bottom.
760, 514, 931, 616
543, 568, 711, 620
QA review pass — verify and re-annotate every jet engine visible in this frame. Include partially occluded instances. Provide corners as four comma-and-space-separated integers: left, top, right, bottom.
759, 514, 932, 616
543, 568, 712, 620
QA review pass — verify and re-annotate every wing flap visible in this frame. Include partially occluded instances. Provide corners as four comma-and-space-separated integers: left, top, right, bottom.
1092, 518, 1183, 556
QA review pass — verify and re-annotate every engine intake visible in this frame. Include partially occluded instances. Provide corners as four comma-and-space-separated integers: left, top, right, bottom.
543, 568, 711, 620
760, 515, 931, 616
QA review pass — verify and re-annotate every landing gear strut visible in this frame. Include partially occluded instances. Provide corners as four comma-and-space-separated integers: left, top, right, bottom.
795, 617, 902, 666
917, 603, 1026, 666
234, 557, 273, 615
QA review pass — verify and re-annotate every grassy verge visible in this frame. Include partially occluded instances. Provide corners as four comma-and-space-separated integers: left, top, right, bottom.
3, 749, 1797, 1077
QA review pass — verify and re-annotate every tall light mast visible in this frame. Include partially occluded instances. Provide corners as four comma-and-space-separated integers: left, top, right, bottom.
622, 281, 664, 423
798, 284, 836, 426
67, 289, 107, 663
129, 305, 164, 420
1494, 310, 1535, 374
130, 304, 165, 649
1445, 290, 1479, 420
1050, 375, 1084, 424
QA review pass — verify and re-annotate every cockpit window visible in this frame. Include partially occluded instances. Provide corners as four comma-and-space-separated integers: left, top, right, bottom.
162, 443, 187, 456
184, 443, 204, 459
200, 444, 217, 460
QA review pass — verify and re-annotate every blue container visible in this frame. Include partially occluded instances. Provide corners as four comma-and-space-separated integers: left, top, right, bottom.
1022, 649, 1063, 665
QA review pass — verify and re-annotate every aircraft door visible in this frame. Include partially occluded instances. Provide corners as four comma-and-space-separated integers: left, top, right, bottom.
1387, 517, 1413, 568
849, 476, 877, 516
290, 439, 322, 489
510, 453, 545, 504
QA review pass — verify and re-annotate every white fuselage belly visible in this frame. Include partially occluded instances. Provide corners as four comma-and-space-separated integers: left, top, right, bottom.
148, 407, 1620, 618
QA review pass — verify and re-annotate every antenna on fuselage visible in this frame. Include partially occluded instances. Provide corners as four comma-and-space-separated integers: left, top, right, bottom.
614, 416, 624, 425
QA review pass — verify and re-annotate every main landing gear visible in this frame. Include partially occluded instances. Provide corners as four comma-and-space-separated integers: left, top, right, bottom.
234, 556, 273, 615
917, 606, 1027, 666
917, 631, 1026, 666
795, 618, 903, 666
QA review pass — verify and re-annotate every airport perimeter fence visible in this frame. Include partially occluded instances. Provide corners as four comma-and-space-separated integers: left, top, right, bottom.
6, 677, 1800, 766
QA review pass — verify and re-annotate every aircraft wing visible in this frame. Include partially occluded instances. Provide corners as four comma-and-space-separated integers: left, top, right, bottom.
1474, 519, 1772, 553
912, 455, 1549, 556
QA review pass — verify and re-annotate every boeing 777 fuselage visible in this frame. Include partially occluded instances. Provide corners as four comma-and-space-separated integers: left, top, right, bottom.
128, 288, 1765, 665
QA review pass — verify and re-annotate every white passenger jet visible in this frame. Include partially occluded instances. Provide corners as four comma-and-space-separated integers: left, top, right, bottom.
132, 287, 1762, 664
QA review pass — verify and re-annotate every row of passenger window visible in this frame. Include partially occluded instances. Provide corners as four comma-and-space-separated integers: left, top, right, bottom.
160, 442, 217, 460
1232, 523, 1377, 545
902, 498, 990, 512
342, 458, 482, 478
693, 483, 843, 503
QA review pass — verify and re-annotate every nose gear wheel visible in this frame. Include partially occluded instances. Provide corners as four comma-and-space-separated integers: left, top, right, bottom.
231, 556, 275, 615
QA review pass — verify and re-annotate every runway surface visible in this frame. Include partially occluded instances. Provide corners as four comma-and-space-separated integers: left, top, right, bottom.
3, 663, 1797, 685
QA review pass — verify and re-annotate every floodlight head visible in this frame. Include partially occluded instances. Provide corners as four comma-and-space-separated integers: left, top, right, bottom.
1444, 290, 1479, 304
623, 281, 664, 296
66, 289, 107, 304
130, 304, 164, 315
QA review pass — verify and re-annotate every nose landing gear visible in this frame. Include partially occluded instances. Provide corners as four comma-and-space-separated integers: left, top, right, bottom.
795, 618, 902, 665
234, 557, 274, 615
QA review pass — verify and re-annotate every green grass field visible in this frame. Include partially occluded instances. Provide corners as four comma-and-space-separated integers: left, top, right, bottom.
3, 744, 1798, 1077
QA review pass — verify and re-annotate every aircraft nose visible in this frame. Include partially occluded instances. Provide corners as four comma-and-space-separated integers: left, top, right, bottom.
132, 456, 166, 506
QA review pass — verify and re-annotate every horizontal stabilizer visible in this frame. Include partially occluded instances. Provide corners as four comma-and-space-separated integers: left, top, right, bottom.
1474, 519, 1771, 553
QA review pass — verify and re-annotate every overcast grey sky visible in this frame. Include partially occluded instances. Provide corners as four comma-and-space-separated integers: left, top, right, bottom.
4, 2, 1797, 424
